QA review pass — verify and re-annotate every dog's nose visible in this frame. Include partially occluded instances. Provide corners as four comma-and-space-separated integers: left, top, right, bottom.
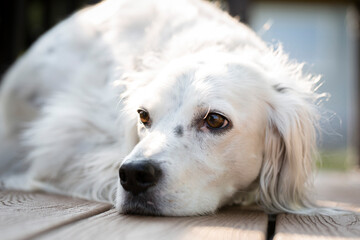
119, 161, 161, 195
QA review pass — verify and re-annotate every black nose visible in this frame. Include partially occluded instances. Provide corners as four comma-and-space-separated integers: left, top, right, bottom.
119, 161, 162, 195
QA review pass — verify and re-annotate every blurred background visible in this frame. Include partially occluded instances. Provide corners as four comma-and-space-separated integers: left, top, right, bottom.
0, 0, 359, 171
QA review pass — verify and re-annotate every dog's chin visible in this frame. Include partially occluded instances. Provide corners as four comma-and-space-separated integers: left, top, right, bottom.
117, 191, 220, 217
119, 192, 163, 216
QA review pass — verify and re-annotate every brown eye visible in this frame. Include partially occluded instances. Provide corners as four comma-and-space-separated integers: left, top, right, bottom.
205, 113, 228, 129
137, 109, 150, 125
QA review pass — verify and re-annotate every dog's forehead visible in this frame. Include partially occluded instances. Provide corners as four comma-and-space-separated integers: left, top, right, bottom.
144, 68, 226, 112
151, 61, 248, 100
135, 56, 266, 125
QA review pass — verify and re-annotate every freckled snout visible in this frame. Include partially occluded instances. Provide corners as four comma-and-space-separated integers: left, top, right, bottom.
119, 161, 162, 195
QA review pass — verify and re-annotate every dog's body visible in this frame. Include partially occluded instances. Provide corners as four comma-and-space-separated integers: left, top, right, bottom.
0, 0, 323, 216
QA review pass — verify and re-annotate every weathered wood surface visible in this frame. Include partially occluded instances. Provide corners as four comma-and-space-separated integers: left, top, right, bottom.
0, 190, 111, 240
274, 213, 360, 240
38, 207, 268, 240
1, 171, 360, 240
274, 171, 360, 240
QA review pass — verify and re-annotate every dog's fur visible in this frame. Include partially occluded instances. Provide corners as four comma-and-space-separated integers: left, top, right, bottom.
0, 0, 325, 216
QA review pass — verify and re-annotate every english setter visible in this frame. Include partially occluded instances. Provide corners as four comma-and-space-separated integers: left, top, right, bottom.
0, 0, 324, 216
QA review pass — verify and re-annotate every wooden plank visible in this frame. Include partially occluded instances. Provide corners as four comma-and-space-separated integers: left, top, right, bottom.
274, 171, 360, 240
38, 206, 268, 240
0, 190, 111, 240
274, 212, 360, 240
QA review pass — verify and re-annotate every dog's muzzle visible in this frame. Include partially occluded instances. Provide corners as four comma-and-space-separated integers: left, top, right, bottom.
119, 160, 162, 195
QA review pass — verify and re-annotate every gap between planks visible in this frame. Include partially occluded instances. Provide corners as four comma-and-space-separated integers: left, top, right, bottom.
2, 171, 360, 240
274, 171, 360, 240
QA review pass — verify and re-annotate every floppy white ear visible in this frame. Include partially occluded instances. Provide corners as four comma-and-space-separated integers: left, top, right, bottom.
258, 86, 319, 214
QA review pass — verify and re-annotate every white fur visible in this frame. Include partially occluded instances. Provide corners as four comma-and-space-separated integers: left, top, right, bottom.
0, 0, 325, 216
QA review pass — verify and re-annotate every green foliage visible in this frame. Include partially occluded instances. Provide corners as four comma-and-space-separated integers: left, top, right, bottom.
317, 149, 351, 171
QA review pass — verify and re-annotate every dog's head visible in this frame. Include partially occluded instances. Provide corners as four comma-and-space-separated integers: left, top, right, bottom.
116, 51, 320, 216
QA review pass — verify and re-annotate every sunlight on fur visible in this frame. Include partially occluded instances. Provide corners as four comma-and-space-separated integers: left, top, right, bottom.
0, 0, 341, 216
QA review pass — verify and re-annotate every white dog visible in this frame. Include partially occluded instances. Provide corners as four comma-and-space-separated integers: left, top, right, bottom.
0, 0, 324, 216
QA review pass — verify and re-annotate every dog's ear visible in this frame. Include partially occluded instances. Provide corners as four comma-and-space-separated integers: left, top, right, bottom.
258, 86, 318, 213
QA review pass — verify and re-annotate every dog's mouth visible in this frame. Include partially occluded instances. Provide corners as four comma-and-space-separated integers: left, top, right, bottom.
121, 192, 162, 216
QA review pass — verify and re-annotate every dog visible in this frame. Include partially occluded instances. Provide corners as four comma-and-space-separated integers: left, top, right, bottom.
0, 0, 324, 216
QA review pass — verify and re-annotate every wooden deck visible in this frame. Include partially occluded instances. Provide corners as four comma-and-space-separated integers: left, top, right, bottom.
1, 171, 359, 240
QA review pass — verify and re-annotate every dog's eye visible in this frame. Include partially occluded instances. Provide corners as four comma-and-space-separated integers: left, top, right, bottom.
205, 113, 228, 129
137, 109, 150, 125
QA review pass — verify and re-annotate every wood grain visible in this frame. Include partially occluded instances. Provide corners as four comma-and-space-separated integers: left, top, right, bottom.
274, 213, 360, 240
0, 190, 111, 240
38, 207, 268, 240
274, 171, 360, 240
2, 171, 359, 240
